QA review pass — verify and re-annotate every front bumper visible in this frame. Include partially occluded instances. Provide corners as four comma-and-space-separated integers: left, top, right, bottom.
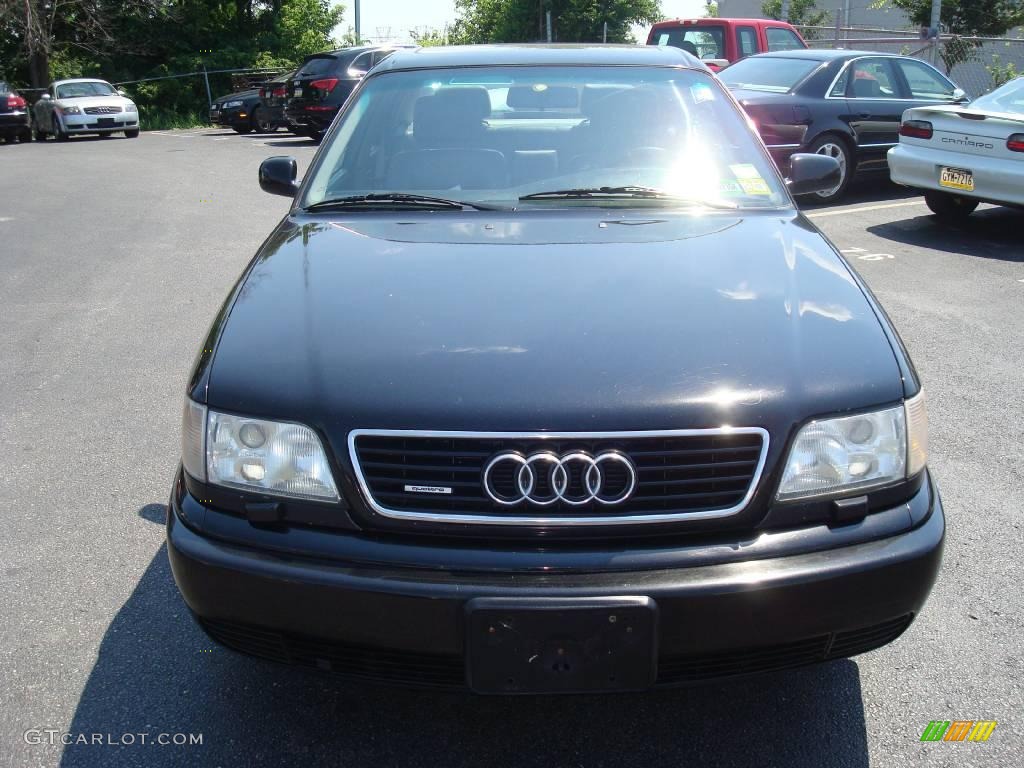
61, 112, 138, 133
168, 471, 944, 691
889, 143, 1024, 208
210, 107, 249, 128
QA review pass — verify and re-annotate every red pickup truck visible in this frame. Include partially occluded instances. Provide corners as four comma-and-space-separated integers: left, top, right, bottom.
647, 18, 807, 71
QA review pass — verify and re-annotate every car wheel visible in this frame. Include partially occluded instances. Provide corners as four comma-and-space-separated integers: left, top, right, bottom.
924, 191, 979, 220
306, 128, 323, 142
806, 134, 852, 203
52, 116, 69, 142
252, 107, 272, 133
124, 129, 140, 138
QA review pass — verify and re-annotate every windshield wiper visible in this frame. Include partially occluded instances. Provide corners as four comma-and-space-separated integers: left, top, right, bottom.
304, 193, 499, 212
519, 186, 738, 209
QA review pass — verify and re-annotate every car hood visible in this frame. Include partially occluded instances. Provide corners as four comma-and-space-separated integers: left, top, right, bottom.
215, 89, 258, 104
203, 211, 903, 440
55, 94, 132, 108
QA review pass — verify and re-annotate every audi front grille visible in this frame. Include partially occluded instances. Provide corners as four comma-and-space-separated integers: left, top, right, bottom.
83, 106, 122, 115
349, 429, 769, 526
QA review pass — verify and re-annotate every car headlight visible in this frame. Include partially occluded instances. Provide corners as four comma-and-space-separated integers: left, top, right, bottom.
59, 105, 81, 115
776, 391, 927, 501
181, 400, 339, 501
224, 100, 243, 108
124, 102, 137, 112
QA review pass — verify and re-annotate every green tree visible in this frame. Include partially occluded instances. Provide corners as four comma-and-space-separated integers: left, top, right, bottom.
451, 0, 661, 44
762, 0, 828, 28
703, 1, 718, 16
277, 0, 345, 58
411, 27, 453, 47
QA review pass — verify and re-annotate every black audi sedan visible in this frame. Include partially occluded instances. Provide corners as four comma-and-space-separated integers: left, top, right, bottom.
719, 49, 967, 201
209, 87, 272, 134
169, 45, 943, 695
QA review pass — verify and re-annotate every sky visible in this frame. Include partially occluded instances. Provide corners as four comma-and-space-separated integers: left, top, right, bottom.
337, 0, 710, 44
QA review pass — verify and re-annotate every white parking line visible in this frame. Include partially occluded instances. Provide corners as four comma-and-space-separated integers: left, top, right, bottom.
807, 200, 927, 219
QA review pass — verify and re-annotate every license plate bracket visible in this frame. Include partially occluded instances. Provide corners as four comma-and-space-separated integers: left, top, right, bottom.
939, 166, 974, 191
97, 117, 115, 126
465, 597, 657, 694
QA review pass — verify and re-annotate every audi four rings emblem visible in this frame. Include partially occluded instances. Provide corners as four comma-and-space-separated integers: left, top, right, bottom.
483, 451, 638, 506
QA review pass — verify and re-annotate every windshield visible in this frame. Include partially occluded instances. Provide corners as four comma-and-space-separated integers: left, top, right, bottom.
302, 65, 787, 210
971, 77, 1024, 114
56, 81, 116, 98
719, 57, 820, 93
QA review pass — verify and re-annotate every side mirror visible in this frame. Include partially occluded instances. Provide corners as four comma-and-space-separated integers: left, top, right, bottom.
952, 87, 969, 104
786, 153, 842, 196
259, 156, 299, 197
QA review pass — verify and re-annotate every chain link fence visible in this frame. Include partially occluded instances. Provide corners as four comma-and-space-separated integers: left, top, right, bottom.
795, 24, 1024, 98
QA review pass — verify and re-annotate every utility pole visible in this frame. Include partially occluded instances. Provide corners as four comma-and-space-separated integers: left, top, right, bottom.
354, 0, 361, 44
546, 10, 552, 42
781, 0, 790, 23
929, 0, 942, 65
833, 7, 842, 47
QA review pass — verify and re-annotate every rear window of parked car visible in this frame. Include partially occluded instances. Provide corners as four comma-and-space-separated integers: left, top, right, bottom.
298, 56, 338, 77
653, 26, 725, 60
719, 57, 819, 93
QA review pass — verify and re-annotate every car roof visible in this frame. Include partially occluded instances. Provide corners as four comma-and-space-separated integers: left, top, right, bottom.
652, 18, 795, 25
52, 78, 113, 87
746, 49, 900, 62
308, 44, 414, 61
375, 44, 703, 73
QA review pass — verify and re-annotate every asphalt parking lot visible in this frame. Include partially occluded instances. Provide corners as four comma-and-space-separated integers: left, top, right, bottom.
1, 128, 1021, 768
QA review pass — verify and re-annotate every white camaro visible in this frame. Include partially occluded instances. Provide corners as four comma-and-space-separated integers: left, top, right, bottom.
888, 76, 1024, 218
32, 78, 140, 141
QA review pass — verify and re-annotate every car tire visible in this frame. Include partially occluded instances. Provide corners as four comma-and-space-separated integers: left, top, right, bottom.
306, 128, 323, 142
124, 129, 140, 138
252, 107, 272, 133
805, 134, 853, 203
52, 116, 69, 142
924, 191, 979, 220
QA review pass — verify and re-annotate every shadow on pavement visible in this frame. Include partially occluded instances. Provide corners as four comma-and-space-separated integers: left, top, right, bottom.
261, 137, 319, 148
799, 176, 918, 210
59, 505, 870, 768
867, 205, 1024, 261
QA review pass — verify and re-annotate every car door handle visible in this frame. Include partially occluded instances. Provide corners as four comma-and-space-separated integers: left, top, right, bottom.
858, 113, 871, 119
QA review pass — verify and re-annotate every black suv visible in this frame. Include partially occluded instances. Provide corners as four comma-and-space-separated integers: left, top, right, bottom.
285, 46, 407, 140
170, 46, 943, 696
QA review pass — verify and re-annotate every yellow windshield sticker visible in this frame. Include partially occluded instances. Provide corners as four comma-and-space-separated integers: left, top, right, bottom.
728, 164, 771, 195
739, 177, 771, 195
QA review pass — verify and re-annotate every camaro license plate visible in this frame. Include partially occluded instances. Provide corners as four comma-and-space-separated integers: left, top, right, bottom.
939, 166, 974, 192
465, 597, 657, 694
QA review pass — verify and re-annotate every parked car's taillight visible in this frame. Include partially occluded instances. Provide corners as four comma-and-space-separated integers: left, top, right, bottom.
310, 77, 339, 93
899, 120, 933, 139
6, 93, 26, 108
1007, 133, 1024, 152
273, 87, 286, 97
